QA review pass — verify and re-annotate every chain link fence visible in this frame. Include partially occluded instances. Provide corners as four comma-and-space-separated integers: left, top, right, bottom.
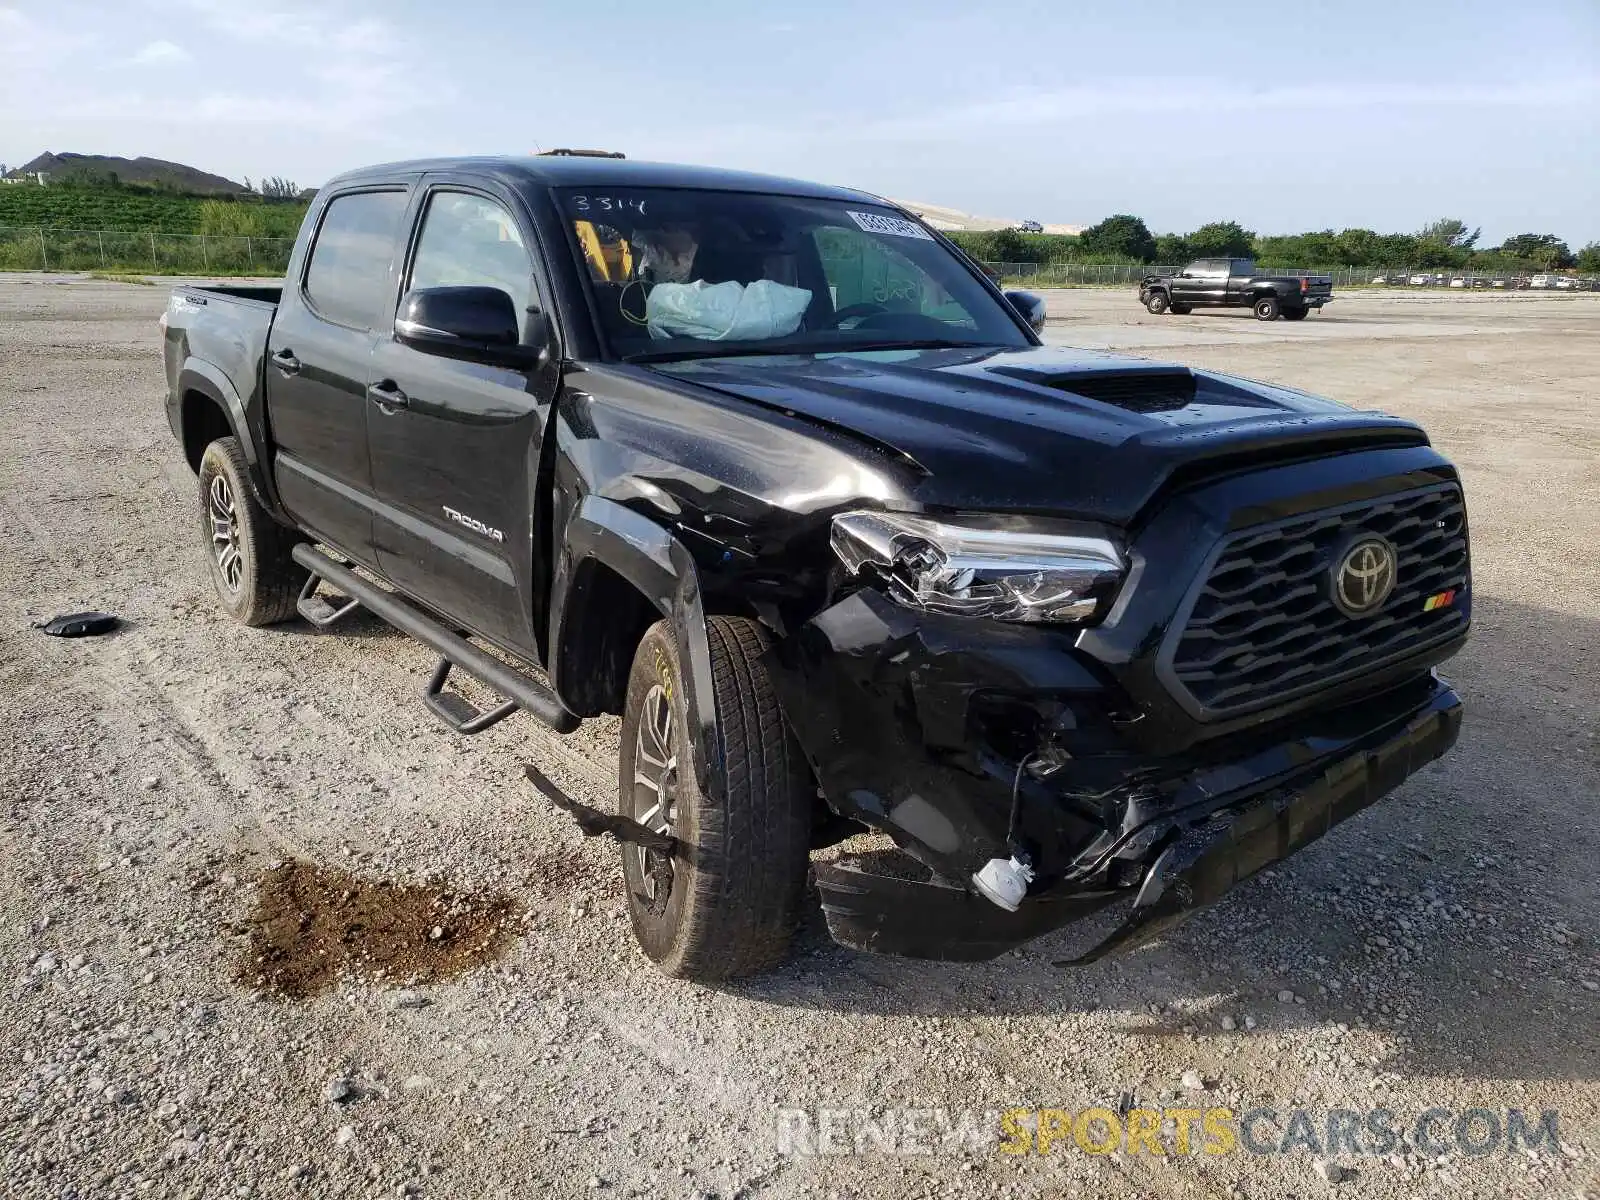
982, 261, 1599, 290
0, 226, 294, 275
2, 226, 1593, 291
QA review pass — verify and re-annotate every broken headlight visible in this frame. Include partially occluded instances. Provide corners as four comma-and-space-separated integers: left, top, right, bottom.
830, 511, 1127, 623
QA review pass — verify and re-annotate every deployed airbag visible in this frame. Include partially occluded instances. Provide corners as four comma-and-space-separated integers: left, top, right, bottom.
646, 279, 811, 342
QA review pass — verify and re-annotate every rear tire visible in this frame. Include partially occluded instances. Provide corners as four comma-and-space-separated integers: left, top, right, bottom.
1253, 296, 1281, 321
618, 616, 813, 981
1282, 307, 1308, 321
1145, 292, 1170, 315
197, 437, 306, 626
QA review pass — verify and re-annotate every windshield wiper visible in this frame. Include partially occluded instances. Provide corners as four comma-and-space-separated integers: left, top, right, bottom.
623, 346, 790, 364
624, 338, 1000, 365
823, 339, 997, 354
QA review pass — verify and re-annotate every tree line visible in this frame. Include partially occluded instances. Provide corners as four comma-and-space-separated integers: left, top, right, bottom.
949, 216, 1599, 273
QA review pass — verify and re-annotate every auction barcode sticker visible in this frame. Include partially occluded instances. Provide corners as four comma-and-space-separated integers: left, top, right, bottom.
847, 211, 934, 241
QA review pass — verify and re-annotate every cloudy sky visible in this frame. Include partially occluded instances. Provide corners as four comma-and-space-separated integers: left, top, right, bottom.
2, 0, 1596, 242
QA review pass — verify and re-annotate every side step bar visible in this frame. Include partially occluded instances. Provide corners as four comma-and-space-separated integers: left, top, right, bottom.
296, 571, 361, 629
291, 545, 580, 735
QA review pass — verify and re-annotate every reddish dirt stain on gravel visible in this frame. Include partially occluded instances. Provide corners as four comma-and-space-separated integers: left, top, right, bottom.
235, 861, 523, 1000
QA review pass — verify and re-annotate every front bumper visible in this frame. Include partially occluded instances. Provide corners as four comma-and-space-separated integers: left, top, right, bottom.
776, 584, 1464, 960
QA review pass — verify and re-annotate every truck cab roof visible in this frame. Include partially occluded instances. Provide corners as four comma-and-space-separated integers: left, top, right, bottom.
320, 155, 887, 205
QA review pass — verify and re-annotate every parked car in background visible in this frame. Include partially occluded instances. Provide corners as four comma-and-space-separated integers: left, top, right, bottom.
1017, 220, 1044, 234
1139, 258, 1333, 321
1409, 273, 1432, 286
1449, 277, 1466, 288
1554, 277, 1580, 290
1530, 275, 1554, 289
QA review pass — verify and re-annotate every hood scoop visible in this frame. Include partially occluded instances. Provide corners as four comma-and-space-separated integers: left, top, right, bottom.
993, 367, 1200, 414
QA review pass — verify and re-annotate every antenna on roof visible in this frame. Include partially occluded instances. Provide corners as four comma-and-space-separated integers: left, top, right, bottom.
538, 148, 626, 159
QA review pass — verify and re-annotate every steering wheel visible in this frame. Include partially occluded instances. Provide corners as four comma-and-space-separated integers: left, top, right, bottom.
828, 302, 889, 328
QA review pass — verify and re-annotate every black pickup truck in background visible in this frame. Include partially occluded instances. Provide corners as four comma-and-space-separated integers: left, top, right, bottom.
1141, 258, 1334, 320
162, 155, 1468, 981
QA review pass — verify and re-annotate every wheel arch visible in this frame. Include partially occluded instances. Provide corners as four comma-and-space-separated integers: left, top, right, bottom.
551, 494, 725, 796
178, 360, 284, 519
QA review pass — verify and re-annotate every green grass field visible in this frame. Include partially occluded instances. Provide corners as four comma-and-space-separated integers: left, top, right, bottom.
0, 184, 306, 236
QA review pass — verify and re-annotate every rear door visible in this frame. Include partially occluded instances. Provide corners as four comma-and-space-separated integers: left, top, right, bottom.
266, 185, 410, 566
366, 179, 558, 659
1225, 258, 1257, 303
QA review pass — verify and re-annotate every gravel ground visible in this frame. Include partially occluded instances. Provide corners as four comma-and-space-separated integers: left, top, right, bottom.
1, 277, 1596, 1200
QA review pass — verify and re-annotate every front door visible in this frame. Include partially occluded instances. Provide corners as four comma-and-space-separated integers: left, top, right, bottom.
366, 183, 557, 659
1188, 260, 1230, 306
266, 186, 410, 568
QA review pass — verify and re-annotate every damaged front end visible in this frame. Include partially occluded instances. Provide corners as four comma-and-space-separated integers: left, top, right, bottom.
767, 484, 1468, 963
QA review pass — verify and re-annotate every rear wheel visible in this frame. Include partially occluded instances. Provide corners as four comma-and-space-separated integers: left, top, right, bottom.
1145, 291, 1170, 315
1282, 307, 1308, 321
197, 437, 306, 626
1253, 296, 1281, 321
618, 616, 813, 981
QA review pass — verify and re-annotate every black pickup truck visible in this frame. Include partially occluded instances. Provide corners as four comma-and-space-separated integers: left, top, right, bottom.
163, 155, 1468, 980
1141, 258, 1334, 320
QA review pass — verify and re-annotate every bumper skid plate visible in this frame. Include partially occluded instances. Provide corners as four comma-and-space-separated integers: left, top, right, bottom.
815, 685, 1463, 963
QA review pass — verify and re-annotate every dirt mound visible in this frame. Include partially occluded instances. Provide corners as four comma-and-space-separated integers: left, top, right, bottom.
235, 861, 523, 999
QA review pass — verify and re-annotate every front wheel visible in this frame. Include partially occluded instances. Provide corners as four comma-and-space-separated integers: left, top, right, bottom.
1145, 291, 1170, 315
1170, 304, 1192, 315
196, 437, 306, 626
618, 617, 813, 981
1253, 296, 1281, 321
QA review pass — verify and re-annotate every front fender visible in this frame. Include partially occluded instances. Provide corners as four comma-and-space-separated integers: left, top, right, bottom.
550, 494, 722, 798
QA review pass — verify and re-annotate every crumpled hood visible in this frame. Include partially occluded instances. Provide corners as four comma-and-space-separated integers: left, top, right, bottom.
652, 345, 1428, 524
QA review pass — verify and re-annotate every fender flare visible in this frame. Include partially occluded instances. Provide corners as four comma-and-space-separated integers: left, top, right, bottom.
178, 359, 284, 517
550, 494, 722, 798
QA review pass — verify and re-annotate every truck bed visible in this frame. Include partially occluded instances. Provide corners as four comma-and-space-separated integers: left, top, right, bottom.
181, 284, 283, 308
163, 284, 282, 438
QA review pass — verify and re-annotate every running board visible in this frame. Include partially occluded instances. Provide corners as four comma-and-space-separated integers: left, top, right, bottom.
296, 571, 361, 629
424, 658, 519, 735
290, 545, 580, 736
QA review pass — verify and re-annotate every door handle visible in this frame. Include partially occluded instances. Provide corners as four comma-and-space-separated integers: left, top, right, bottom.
367, 380, 409, 410
271, 349, 301, 376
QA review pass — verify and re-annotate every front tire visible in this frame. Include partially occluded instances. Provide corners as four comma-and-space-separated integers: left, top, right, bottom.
1145, 291, 1171, 315
1253, 296, 1281, 321
197, 437, 305, 626
618, 617, 813, 981
1170, 304, 1192, 315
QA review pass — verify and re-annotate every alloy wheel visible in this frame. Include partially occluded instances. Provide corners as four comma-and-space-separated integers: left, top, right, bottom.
631, 683, 678, 909
208, 474, 243, 593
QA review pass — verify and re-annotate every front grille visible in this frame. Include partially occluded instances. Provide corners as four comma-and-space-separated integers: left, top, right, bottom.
1165, 485, 1468, 716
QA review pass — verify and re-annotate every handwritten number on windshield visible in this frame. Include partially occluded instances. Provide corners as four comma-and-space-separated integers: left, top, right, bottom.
571, 195, 647, 216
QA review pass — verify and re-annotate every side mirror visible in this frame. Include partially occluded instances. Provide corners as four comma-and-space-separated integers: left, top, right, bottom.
1003, 289, 1047, 335
395, 286, 543, 369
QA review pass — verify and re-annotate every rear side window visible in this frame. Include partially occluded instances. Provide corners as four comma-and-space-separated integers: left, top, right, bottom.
304, 190, 408, 330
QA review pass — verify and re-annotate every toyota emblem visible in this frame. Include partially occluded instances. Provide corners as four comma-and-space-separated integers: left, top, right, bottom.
1331, 536, 1398, 618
